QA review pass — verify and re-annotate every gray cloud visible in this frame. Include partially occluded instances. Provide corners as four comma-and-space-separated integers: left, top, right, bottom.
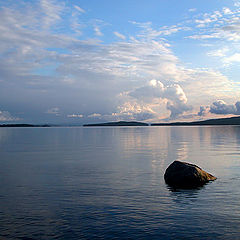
198, 106, 209, 116
210, 100, 240, 115
0, 110, 19, 122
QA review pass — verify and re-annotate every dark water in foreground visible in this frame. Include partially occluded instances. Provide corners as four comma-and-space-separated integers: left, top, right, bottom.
0, 126, 240, 239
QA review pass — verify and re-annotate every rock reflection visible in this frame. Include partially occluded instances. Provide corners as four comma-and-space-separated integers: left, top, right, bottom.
168, 186, 202, 204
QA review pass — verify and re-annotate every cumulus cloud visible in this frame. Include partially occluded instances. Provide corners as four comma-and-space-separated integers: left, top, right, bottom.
222, 7, 232, 15
210, 100, 240, 115
129, 80, 192, 119
196, 100, 240, 117
198, 100, 240, 116
129, 80, 164, 101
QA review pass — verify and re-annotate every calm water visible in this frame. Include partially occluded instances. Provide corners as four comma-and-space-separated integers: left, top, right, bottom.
0, 126, 240, 239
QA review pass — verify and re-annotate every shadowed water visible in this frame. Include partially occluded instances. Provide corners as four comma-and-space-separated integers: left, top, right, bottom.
0, 126, 240, 239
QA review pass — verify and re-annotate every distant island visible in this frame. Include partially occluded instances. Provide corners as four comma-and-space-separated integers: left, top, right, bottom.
84, 116, 240, 127
151, 116, 240, 126
83, 121, 149, 127
0, 124, 50, 127
2, 116, 240, 127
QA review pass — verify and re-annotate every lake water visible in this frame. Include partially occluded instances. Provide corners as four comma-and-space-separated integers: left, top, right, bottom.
0, 126, 240, 239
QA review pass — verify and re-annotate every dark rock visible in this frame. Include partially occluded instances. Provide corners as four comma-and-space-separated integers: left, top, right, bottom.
164, 161, 216, 189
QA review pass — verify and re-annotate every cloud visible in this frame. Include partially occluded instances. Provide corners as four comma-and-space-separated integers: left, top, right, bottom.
196, 100, 240, 117
88, 113, 101, 118
209, 100, 240, 115
114, 31, 126, 40
188, 5, 240, 42
111, 102, 155, 121
46, 107, 60, 115
189, 8, 197, 12
224, 53, 240, 63
40, 0, 65, 29
198, 106, 209, 116
74, 5, 85, 13
0, 111, 19, 121
207, 47, 229, 57
0, 0, 239, 124
223, 7, 233, 15
94, 27, 103, 36
129, 80, 192, 119
131, 21, 191, 38
67, 114, 83, 118
129, 80, 164, 101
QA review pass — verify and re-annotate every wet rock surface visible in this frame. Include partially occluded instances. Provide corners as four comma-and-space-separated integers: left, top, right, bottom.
164, 161, 216, 189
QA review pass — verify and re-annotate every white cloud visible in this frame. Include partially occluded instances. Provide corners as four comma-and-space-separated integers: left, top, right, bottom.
0, 111, 19, 121
184, 69, 235, 100
88, 113, 101, 118
46, 107, 60, 115
40, 0, 64, 29
207, 47, 229, 57
188, 5, 240, 42
67, 114, 83, 118
114, 31, 126, 40
131, 21, 191, 38
74, 5, 85, 13
224, 53, 240, 63
129, 80, 192, 119
189, 8, 197, 12
111, 102, 155, 121
223, 7, 233, 15
94, 26, 103, 36
234, 2, 240, 7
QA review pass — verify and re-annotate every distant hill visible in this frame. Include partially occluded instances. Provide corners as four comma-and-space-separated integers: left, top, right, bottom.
151, 116, 240, 126
83, 121, 149, 127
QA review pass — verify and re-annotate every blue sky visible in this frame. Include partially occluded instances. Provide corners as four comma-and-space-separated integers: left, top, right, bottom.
1, 0, 240, 124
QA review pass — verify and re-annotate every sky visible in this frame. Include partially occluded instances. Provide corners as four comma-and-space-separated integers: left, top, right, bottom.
1, 0, 240, 124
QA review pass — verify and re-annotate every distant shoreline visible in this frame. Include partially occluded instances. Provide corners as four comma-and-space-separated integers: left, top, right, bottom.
83, 121, 149, 127
0, 124, 51, 128
83, 116, 240, 126
2, 116, 240, 127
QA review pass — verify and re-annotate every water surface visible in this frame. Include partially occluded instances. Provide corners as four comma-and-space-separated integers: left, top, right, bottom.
0, 126, 240, 239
